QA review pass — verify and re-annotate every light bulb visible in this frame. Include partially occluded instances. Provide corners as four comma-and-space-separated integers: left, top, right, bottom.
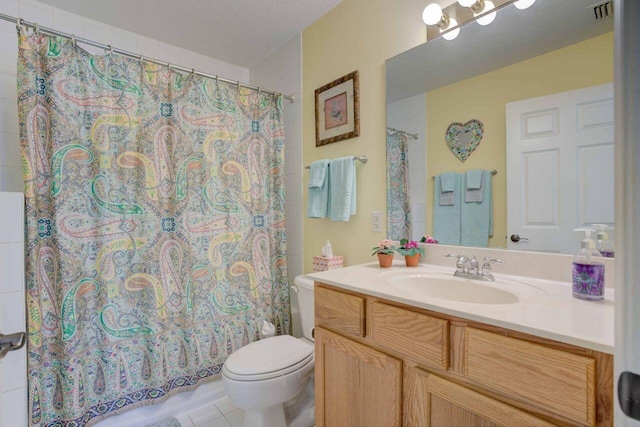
458, 0, 477, 6
422, 3, 443, 26
514, 0, 536, 9
476, 0, 496, 25
442, 18, 460, 41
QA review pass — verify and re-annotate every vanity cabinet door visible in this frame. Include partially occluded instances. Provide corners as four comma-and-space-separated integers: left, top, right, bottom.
315, 326, 402, 427
414, 369, 554, 427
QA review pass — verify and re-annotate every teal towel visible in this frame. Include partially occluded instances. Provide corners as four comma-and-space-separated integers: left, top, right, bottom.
465, 169, 485, 203
439, 172, 457, 206
461, 170, 493, 247
329, 156, 356, 221
440, 172, 456, 192
433, 173, 461, 245
307, 161, 330, 218
466, 169, 484, 190
308, 159, 329, 189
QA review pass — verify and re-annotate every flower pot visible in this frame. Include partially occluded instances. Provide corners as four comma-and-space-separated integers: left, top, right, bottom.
377, 253, 394, 268
405, 254, 420, 267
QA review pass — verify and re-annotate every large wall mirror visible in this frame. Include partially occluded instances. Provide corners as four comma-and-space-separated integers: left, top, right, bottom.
386, 0, 614, 254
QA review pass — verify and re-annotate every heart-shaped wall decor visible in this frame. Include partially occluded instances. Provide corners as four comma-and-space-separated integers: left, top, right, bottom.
445, 119, 484, 162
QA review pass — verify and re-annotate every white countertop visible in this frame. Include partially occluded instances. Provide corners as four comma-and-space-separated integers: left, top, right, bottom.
307, 261, 614, 354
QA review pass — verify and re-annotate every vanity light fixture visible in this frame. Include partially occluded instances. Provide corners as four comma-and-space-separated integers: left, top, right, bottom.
514, 0, 536, 9
422, 3, 460, 40
457, 0, 497, 25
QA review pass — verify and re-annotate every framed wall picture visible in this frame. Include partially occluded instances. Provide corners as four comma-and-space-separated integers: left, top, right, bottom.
315, 71, 360, 147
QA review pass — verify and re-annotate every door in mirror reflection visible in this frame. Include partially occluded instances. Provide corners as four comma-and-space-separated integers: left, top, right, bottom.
506, 83, 614, 253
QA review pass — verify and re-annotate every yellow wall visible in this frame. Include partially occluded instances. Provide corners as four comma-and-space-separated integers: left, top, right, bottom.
302, 0, 426, 272
426, 32, 613, 247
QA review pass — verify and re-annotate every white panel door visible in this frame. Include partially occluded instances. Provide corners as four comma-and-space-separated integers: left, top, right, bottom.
506, 83, 614, 253
0, 192, 28, 427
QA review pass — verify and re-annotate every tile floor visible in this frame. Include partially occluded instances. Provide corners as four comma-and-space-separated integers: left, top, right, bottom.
173, 396, 244, 427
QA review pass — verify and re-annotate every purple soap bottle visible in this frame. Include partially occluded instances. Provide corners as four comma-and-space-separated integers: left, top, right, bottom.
572, 228, 604, 301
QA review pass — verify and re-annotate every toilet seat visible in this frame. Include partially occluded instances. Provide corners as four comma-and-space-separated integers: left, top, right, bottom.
223, 335, 314, 382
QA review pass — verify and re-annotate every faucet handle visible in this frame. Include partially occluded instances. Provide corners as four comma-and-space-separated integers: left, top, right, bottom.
445, 254, 467, 273
481, 258, 504, 281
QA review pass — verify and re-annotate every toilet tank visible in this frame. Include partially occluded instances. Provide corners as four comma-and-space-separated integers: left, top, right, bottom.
293, 275, 315, 342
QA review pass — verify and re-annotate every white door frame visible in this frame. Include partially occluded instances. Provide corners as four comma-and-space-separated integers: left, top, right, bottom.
614, 0, 640, 425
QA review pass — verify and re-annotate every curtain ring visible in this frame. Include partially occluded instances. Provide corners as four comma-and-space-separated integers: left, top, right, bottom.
139, 54, 144, 63
257, 87, 261, 96
215, 75, 219, 84
71, 34, 76, 47
34, 23, 40, 34
236, 81, 241, 92
167, 62, 172, 71
191, 68, 196, 77
107, 44, 113, 55
16, 18, 23, 34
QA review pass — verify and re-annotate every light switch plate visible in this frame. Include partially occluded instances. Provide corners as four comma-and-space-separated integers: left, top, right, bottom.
372, 211, 383, 233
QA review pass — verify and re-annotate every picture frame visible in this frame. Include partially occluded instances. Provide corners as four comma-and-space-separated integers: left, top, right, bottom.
315, 70, 360, 147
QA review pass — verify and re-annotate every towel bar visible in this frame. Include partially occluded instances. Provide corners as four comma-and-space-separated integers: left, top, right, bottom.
431, 170, 497, 180
305, 155, 368, 170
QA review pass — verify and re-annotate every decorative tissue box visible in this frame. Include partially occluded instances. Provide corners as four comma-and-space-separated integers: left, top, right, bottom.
313, 255, 343, 272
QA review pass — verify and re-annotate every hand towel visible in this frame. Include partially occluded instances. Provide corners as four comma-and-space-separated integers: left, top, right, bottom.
308, 159, 329, 189
329, 156, 357, 221
439, 172, 457, 206
307, 160, 331, 218
433, 173, 461, 245
465, 169, 485, 203
461, 169, 493, 247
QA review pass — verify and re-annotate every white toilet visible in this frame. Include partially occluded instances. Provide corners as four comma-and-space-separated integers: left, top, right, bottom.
222, 275, 315, 427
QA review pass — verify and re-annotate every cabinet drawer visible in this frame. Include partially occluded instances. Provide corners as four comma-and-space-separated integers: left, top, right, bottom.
464, 327, 596, 426
315, 285, 366, 337
371, 302, 448, 370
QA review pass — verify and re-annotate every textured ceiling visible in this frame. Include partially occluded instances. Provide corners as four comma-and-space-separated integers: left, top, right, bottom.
36, 0, 343, 67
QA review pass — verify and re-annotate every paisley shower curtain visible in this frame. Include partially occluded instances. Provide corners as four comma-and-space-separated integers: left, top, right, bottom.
18, 32, 289, 426
386, 130, 412, 240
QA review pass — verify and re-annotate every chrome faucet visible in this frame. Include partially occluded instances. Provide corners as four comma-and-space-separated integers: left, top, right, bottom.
445, 254, 504, 281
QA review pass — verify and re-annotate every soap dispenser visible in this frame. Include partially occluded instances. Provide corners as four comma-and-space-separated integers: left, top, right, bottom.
572, 228, 605, 301
593, 224, 615, 258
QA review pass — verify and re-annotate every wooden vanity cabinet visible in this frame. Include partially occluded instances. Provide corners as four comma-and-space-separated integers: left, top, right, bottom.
314, 282, 613, 427
315, 327, 402, 427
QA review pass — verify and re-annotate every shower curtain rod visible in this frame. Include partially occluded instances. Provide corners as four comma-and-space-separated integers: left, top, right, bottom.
387, 127, 419, 139
0, 12, 295, 103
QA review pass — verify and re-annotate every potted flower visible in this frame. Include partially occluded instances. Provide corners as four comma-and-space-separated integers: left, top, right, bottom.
371, 239, 396, 268
420, 235, 439, 244
398, 239, 425, 267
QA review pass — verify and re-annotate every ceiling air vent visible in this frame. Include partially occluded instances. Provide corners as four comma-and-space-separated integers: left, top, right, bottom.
590, 1, 614, 23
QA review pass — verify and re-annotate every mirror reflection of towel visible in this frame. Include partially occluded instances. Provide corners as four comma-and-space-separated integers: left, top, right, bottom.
433, 174, 461, 245
439, 172, 457, 206
465, 169, 485, 203
461, 169, 493, 247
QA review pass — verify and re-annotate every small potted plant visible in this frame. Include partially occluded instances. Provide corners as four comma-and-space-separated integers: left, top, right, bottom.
398, 239, 425, 267
371, 239, 396, 268
420, 235, 439, 244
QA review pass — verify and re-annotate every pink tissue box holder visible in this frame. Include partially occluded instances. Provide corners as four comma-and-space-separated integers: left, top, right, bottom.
313, 255, 343, 272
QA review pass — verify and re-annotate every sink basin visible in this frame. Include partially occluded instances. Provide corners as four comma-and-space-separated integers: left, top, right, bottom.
382, 270, 546, 305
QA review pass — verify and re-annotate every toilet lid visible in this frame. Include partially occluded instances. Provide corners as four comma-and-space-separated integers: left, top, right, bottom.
224, 335, 314, 379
